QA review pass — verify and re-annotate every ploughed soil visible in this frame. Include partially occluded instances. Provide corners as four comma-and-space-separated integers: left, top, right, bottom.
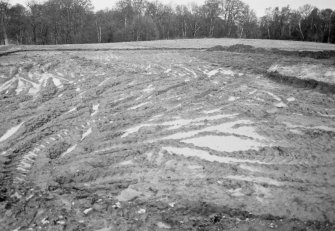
0, 44, 335, 230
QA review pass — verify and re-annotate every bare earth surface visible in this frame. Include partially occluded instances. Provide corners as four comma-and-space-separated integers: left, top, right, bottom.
0, 39, 335, 230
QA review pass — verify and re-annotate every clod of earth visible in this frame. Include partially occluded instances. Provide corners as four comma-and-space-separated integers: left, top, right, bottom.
47, 142, 71, 159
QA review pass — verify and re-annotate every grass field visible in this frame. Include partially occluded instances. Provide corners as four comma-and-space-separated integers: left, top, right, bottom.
0, 39, 335, 231
1, 38, 335, 52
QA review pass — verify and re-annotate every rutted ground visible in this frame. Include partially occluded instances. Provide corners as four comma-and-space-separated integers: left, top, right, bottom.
0, 47, 334, 230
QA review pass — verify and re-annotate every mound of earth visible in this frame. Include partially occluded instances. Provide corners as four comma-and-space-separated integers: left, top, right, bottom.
208, 44, 335, 59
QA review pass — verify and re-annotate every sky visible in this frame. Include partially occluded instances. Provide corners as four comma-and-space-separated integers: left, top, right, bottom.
9, 0, 335, 17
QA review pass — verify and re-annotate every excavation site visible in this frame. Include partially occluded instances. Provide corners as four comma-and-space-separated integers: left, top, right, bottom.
0, 39, 335, 230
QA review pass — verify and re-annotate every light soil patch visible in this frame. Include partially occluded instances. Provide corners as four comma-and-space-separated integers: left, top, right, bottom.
0, 122, 24, 143
91, 104, 99, 116
182, 135, 268, 152
268, 64, 335, 85
163, 146, 267, 164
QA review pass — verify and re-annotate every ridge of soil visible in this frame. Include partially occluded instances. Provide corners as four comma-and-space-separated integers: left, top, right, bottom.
207, 44, 335, 59
267, 71, 335, 94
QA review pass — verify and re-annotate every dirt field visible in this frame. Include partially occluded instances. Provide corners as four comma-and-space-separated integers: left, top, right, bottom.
0, 39, 335, 230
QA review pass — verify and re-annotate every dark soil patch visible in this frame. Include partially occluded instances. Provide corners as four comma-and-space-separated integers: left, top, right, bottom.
208, 44, 335, 59
48, 142, 71, 159
267, 71, 335, 94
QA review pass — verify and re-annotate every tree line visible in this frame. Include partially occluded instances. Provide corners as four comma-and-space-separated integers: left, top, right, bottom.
0, 0, 334, 45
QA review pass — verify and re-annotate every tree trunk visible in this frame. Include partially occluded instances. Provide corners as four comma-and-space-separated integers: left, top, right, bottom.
167, 26, 170, 39
137, 31, 140, 41
328, 22, 331, 43
96, 22, 99, 42
96, 21, 102, 43
32, 24, 37, 44
298, 21, 304, 40
240, 27, 244, 38
209, 18, 214, 37
288, 24, 292, 38
1, 12, 8, 45
193, 23, 200, 38
20, 29, 23, 44
184, 20, 187, 38
99, 26, 102, 43
124, 17, 127, 40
